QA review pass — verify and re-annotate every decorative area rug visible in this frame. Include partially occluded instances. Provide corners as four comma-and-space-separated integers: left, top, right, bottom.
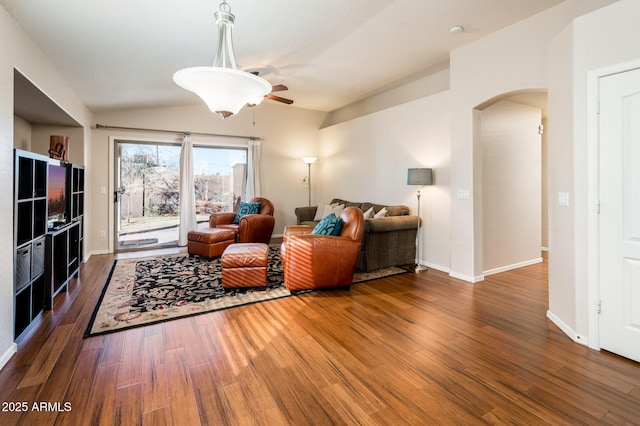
84, 247, 407, 337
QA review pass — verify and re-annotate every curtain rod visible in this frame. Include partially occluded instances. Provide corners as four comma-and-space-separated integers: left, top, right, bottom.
94, 123, 262, 140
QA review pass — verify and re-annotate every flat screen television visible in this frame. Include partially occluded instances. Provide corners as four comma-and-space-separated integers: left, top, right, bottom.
47, 161, 67, 229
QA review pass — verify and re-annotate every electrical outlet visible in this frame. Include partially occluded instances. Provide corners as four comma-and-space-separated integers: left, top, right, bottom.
99, 230, 106, 238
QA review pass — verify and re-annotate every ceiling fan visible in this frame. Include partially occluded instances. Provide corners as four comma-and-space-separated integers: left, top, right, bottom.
249, 71, 294, 106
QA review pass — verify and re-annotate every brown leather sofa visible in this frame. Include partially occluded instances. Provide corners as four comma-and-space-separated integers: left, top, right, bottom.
208, 197, 275, 244
281, 206, 364, 293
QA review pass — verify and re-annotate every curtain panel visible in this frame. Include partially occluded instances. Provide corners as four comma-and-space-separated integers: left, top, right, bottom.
178, 134, 197, 246
245, 139, 262, 200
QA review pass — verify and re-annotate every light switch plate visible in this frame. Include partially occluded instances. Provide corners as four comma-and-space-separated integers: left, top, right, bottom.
558, 191, 570, 206
457, 189, 471, 200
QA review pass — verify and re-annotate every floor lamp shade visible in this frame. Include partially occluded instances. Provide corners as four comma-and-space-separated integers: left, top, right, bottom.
407, 168, 433, 186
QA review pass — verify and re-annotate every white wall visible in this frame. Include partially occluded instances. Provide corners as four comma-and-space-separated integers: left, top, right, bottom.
31, 125, 84, 165
547, 24, 578, 337
91, 103, 326, 254
481, 100, 542, 274
13, 115, 31, 150
318, 91, 451, 272
0, 5, 92, 369
448, 0, 615, 283
541, 117, 549, 249
324, 61, 450, 128
548, 0, 640, 343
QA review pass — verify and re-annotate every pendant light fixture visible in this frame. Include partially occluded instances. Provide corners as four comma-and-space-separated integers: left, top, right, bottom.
173, 1, 271, 119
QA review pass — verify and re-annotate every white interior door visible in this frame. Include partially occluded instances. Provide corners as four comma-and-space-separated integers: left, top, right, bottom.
598, 67, 640, 362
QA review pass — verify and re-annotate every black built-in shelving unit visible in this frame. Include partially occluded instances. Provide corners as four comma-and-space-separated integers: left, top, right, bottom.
13, 149, 48, 339
13, 149, 85, 340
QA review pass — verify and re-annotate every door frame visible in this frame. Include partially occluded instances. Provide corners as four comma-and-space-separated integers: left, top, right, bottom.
587, 58, 640, 351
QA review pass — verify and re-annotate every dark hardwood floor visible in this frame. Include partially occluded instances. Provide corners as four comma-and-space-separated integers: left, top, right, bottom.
1, 250, 639, 425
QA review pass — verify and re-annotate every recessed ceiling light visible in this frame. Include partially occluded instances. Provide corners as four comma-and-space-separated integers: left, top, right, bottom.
450, 25, 464, 34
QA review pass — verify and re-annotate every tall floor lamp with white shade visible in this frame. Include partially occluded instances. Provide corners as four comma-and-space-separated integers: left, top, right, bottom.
303, 157, 316, 206
407, 168, 433, 272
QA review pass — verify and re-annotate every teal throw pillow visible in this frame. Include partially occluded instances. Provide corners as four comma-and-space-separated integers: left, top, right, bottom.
233, 201, 262, 224
311, 213, 343, 236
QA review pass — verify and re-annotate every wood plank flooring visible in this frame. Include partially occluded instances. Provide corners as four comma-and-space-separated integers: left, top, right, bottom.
1, 251, 639, 425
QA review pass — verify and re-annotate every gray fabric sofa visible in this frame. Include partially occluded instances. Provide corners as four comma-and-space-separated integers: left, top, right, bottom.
294, 198, 418, 272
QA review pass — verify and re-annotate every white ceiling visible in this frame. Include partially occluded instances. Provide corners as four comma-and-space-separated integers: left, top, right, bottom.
2, 0, 565, 114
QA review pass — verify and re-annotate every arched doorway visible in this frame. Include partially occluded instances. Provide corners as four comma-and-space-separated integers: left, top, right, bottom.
474, 90, 548, 275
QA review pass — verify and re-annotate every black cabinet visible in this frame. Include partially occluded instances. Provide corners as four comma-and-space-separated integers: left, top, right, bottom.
44, 221, 80, 309
15, 153, 47, 246
13, 150, 49, 339
14, 286, 32, 338
68, 164, 84, 262
69, 164, 84, 219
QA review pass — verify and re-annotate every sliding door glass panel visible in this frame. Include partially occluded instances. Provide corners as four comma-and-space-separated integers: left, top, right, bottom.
116, 141, 181, 250
193, 146, 247, 229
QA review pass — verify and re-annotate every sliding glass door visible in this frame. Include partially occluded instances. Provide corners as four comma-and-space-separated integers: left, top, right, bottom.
115, 140, 247, 251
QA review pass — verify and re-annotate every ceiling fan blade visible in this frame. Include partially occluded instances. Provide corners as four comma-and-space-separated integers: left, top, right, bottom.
266, 94, 294, 105
270, 84, 288, 92
245, 72, 294, 105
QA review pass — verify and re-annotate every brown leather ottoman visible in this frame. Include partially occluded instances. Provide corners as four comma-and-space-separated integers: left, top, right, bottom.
187, 228, 236, 258
221, 243, 269, 290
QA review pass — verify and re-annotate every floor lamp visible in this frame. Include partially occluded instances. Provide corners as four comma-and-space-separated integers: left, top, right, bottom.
303, 157, 316, 206
407, 168, 433, 272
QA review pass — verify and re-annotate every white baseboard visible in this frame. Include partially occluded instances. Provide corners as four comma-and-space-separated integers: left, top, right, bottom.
0, 343, 17, 371
483, 257, 543, 276
449, 271, 485, 283
422, 262, 450, 274
547, 310, 589, 347
91, 249, 111, 256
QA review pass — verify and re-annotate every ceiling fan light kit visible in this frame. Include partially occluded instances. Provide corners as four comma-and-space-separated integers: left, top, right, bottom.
173, 1, 271, 119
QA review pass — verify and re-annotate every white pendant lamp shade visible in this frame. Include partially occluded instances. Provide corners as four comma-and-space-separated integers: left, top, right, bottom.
173, 1, 271, 119
173, 67, 271, 119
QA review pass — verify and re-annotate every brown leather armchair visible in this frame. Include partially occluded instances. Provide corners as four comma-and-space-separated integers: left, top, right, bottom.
209, 197, 275, 244
280, 206, 364, 293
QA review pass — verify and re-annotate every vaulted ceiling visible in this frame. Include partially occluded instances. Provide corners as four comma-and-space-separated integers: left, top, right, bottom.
3, 0, 565, 114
